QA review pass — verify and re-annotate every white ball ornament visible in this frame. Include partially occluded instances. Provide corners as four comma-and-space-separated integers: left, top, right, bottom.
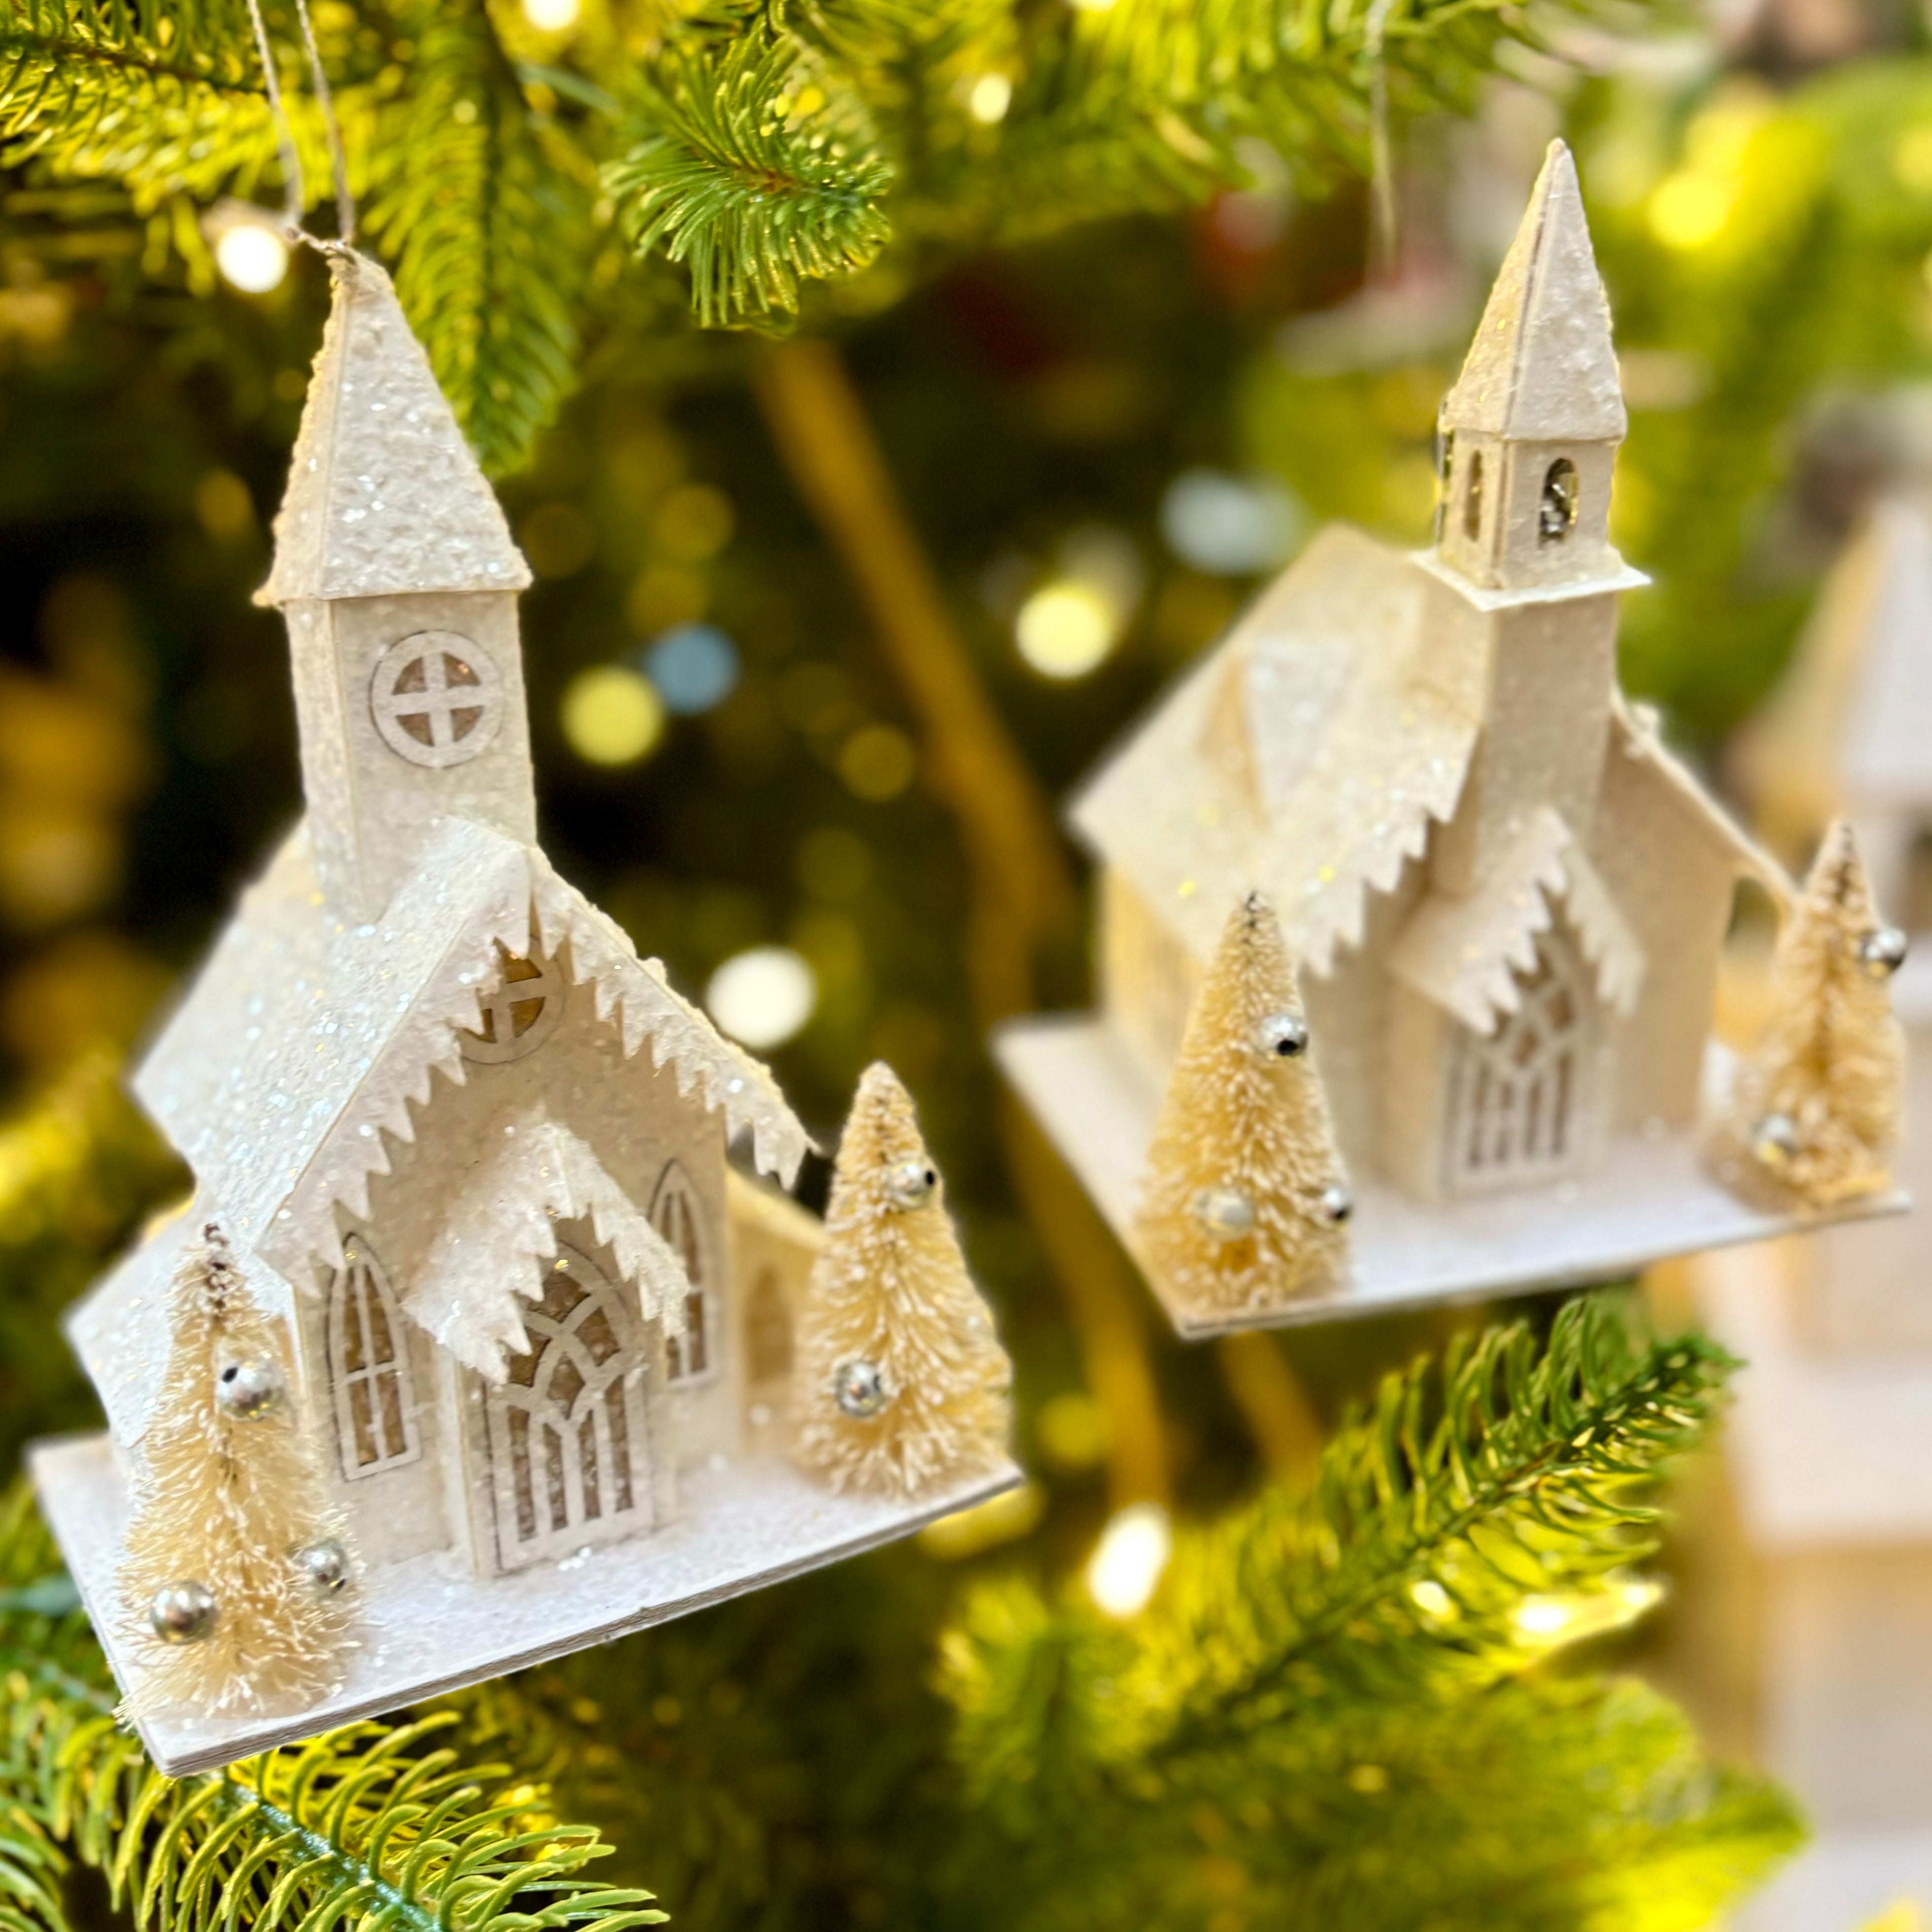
832, 1357, 892, 1418
1859, 926, 1908, 978
292, 1539, 352, 1594
1752, 1111, 1801, 1169
215, 1356, 285, 1420
883, 1159, 938, 1211
1255, 1011, 1309, 1059
1318, 1183, 1354, 1224
1194, 1187, 1255, 1242
149, 1579, 217, 1644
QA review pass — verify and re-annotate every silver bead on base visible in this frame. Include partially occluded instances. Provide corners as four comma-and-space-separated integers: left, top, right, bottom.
1318, 1183, 1354, 1225
1255, 1011, 1309, 1059
1859, 926, 1908, 978
883, 1160, 938, 1211
1752, 1112, 1801, 1169
149, 1580, 217, 1644
1194, 1188, 1254, 1242
833, 1357, 891, 1417
292, 1539, 352, 1594
215, 1356, 285, 1421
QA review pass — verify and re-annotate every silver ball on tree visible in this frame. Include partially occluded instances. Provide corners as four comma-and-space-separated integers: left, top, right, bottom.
292, 1539, 351, 1594
1753, 1111, 1801, 1169
1194, 1187, 1255, 1242
883, 1159, 938, 1211
832, 1357, 891, 1418
1318, 1183, 1354, 1225
1255, 1011, 1309, 1059
215, 1356, 285, 1421
1859, 926, 1909, 979
149, 1579, 217, 1645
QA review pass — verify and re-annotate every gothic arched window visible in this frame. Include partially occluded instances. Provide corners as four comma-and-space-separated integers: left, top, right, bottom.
326, 1237, 421, 1478
651, 1162, 715, 1384
1463, 451, 1484, 541
1539, 458, 1579, 543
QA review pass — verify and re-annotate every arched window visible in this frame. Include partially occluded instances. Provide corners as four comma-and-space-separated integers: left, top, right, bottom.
745, 1269, 792, 1385
1463, 451, 1484, 541
651, 1162, 714, 1383
480, 1243, 653, 1571
1435, 430, 1455, 544
326, 1237, 421, 1478
1539, 457, 1578, 543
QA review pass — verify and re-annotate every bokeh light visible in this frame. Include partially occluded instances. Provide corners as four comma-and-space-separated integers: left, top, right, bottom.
1086, 1503, 1172, 1617
560, 665, 665, 766
521, 0, 580, 26
838, 724, 917, 800
706, 945, 818, 1049
645, 623, 740, 715
214, 223, 288, 294
967, 73, 1012, 124
1015, 582, 1115, 679
1159, 469, 1300, 575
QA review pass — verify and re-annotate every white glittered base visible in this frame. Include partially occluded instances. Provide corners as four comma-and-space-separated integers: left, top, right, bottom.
31, 1431, 1020, 1776
995, 1015, 1908, 1337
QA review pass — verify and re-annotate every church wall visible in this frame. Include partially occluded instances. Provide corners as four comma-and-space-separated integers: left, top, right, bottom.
1098, 867, 1201, 1083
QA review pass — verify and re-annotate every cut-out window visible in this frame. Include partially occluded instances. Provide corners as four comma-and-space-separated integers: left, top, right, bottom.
326, 1237, 421, 1478
460, 945, 565, 1064
746, 1268, 792, 1384
1539, 458, 1579, 543
652, 1162, 714, 1384
369, 631, 505, 769
480, 1242, 652, 1572
1463, 451, 1484, 541
1445, 929, 1591, 1195
1435, 430, 1455, 544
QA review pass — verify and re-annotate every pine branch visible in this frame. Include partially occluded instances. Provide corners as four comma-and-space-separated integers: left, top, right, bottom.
0, 1484, 666, 1932
943, 1295, 1736, 1797
603, 34, 894, 329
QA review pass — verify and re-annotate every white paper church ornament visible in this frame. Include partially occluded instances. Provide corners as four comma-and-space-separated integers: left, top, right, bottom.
30, 250, 1018, 1775
994, 141, 1908, 1339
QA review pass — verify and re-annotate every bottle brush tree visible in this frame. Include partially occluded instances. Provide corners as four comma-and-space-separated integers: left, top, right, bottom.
792, 1062, 1012, 1499
1729, 817, 1906, 1207
117, 1219, 355, 1720
1136, 892, 1352, 1314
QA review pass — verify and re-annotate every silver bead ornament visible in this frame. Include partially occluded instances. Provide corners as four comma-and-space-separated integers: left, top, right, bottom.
1256, 1011, 1310, 1059
883, 1159, 938, 1211
1194, 1187, 1255, 1242
1752, 1111, 1801, 1169
1859, 926, 1909, 979
215, 1356, 285, 1421
149, 1579, 217, 1645
1319, 1183, 1354, 1225
292, 1539, 351, 1594
833, 1357, 891, 1418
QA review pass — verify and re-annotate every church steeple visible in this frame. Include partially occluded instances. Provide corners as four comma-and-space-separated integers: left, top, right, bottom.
1434, 140, 1627, 593
259, 252, 537, 924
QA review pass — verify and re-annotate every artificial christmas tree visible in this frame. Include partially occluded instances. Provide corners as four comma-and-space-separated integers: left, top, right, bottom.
117, 1220, 354, 1722
793, 1064, 1012, 1500
1134, 893, 1350, 1318
1725, 819, 1906, 1208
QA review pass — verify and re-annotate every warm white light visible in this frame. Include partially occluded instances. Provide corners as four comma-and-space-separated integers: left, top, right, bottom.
967, 73, 1012, 124
561, 665, 665, 766
1085, 1503, 1171, 1618
522, 0, 580, 28
215, 223, 289, 294
1160, 469, 1299, 575
706, 946, 817, 1050
1512, 1578, 1664, 1646
1015, 580, 1117, 680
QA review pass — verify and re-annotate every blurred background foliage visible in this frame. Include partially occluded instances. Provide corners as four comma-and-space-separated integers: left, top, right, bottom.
11, 0, 1932, 1922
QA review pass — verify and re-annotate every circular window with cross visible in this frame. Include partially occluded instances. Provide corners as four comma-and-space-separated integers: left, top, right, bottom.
460, 948, 566, 1064
369, 632, 505, 769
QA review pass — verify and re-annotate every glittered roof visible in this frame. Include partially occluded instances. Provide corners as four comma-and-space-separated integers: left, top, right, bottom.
132, 816, 809, 1278
1388, 807, 1645, 1034
1070, 524, 1480, 973
257, 251, 531, 606
1440, 140, 1626, 445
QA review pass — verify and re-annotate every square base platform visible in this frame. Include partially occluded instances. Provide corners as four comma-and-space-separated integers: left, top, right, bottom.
995, 1015, 1907, 1337
31, 1431, 1020, 1775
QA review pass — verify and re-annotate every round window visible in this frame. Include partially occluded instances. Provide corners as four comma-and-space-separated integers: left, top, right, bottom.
369, 632, 505, 769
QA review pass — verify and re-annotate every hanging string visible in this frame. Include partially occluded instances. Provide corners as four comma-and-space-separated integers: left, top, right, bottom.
243, 0, 356, 251
1364, 0, 1399, 276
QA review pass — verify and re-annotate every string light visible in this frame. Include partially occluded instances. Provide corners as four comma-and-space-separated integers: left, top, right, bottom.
560, 665, 664, 766
967, 74, 1012, 124
1015, 581, 1116, 679
214, 222, 289, 294
706, 946, 817, 1049
1085, 1503, 1172, 1617
521, 0, 580, 26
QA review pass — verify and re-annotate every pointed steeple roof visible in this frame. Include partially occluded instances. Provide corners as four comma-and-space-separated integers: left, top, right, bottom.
258, 251, 531, 606
1440, 140, 1626, 443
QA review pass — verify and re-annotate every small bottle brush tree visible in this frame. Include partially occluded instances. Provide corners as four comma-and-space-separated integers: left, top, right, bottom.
792, 1064, 1011, 1499
1730, 818, 1906, 1207
117, 1221, 354, 1720
1136, 892, 1352, 1314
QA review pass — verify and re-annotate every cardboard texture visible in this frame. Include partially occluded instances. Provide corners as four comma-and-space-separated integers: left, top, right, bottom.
1005, 139, 1907, 1336
34, 248, 1012, 1767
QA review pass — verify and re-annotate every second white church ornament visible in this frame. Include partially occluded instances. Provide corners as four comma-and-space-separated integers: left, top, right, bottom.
998, 141, 1908, 1337
32, 250, 1017, 1774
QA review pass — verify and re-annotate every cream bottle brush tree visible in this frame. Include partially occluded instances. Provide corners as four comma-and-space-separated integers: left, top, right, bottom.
1135, 892, 1353, 1315
792, 1063, 1012, 1500
1729, 819, 1907, 1208
116, 1222, 355, 1722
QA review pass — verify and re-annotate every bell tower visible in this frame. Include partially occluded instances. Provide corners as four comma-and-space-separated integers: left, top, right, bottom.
257, 251, 536, 924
